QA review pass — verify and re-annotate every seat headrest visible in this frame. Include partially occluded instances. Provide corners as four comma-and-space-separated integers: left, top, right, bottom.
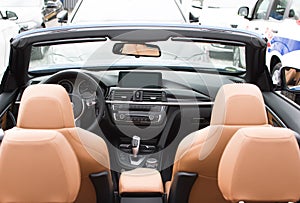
0, 129, 80, 202
211, 84, 268, 126
17, 84, 75, 129
218, 127, 300, 202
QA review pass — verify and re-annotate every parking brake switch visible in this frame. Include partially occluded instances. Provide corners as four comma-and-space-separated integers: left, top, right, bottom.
131, 135, 140, 158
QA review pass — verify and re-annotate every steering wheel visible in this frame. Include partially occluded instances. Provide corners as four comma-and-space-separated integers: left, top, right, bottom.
42, 70, 105, 131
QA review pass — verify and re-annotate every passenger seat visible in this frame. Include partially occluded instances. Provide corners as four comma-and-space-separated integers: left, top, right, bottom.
219, 127, 300, 203
166, 83, 270, 203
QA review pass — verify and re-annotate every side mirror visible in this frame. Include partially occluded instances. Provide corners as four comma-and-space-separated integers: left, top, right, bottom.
189, 12, 199, 23
280, 67, 300, 104
289, 9, 295, 18
238, 7, 249, 17
57, 10, 68, 24
5, 11, 18, 20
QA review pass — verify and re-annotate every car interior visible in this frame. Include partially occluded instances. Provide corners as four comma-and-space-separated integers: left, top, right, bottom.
0, 25, 299, 203
2, 82, 299, 203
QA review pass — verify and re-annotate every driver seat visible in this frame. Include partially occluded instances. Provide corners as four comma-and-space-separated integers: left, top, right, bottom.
8, 84, 113, 203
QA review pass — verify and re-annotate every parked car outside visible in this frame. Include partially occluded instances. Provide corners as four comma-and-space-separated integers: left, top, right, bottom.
0, 0, 46, 31
57, 0, 187, 24
237, 0, 300, 78
42, 0, 63, 22
0, 11, 19, 80
198, 0, 256, 28
191, 0, 257, 69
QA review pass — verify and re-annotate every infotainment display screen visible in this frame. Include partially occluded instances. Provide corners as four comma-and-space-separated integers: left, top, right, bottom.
118, 72, 162, 88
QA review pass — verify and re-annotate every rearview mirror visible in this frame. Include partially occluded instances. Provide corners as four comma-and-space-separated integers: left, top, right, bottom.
113, 43, 161, 57
280, 67, 300, 104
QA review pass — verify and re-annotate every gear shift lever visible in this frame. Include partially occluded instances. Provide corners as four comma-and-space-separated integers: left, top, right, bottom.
131, 135, 140, 157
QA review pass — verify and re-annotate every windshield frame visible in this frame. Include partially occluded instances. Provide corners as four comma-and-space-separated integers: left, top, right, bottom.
5, 24, 267, 92
28, 35, 247, 74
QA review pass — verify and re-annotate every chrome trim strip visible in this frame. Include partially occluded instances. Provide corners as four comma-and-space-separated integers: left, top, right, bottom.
106, 100, 213, 106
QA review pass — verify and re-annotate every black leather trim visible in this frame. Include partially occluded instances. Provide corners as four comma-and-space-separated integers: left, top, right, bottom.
263, 92, 300, 134
120, 197, 164, 203
168, 172, 197, 203
89, 171, 114, 203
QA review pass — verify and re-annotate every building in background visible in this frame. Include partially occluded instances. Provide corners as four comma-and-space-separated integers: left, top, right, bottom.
63, 0, 78, 10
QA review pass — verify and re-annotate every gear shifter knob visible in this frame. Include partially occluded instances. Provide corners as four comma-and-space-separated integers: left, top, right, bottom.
132, 135, 140, 157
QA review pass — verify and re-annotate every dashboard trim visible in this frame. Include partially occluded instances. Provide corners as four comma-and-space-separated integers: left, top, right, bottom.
106, 101, 214, 106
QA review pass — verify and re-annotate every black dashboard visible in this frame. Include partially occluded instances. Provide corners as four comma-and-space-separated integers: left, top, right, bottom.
27, 68, 244, 172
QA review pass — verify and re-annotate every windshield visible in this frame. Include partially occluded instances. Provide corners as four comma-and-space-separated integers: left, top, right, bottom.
0, 0, 43, 7
29, 37, 246, 73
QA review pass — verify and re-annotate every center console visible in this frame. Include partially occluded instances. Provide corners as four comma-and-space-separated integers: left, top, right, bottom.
107, 92, 167, 170
106, 71, 168, 170
117, 135, 161, 170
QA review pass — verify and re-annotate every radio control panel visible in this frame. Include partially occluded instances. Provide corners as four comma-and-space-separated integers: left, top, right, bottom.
110, 104, 167, 125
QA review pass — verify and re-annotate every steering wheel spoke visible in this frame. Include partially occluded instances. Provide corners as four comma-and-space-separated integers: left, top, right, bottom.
41, 70, 105, 131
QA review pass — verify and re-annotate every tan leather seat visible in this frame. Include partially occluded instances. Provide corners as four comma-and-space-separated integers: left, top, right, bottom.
0, 129, 80, 202
219, 127, 300, 203
7, 84, 111, 203
166, 83, 270, 203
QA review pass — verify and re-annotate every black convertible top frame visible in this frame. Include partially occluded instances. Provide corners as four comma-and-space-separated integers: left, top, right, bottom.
1, 24, 271, 92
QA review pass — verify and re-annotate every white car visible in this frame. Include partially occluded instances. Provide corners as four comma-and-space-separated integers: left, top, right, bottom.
0, 0, 45, 31
58, 0, 187, 24
0, 12, 19, 80
237, 0, 300, 76
198, 0, 256, 28
192, 0, 256, 69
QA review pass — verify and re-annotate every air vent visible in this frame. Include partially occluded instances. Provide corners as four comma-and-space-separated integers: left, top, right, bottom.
112, 90, 134, 101
142, 91, 163, 102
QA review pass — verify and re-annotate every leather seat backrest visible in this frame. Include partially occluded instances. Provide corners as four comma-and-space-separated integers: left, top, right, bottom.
0, 129, 80, 203
219, 127, 300, 203
170, 84, 270, 203
11, 84, 111, 203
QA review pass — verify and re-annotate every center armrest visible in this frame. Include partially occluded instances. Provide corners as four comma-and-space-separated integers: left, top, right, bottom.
119, 168, 164, 195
